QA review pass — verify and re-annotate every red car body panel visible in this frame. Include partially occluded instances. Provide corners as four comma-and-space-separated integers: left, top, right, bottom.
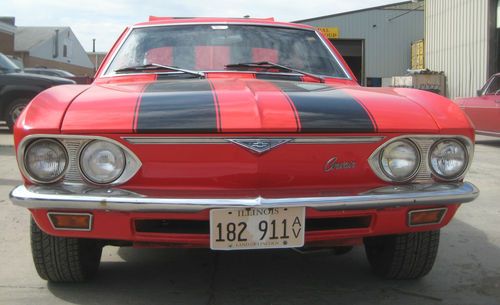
12, 18, 477, 249
455, 73, 500, 136
56, 78, 467, 135
30, 205, 460, 247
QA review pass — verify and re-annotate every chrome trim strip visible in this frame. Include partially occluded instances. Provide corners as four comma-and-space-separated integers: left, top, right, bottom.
407, 207, 447, 227
314, 31, 351, 80
47, 212, 93, 232
122, 136, 385, 145
292, 136, 384, 144
10, 182, 479, 213
476, 130, 500, 137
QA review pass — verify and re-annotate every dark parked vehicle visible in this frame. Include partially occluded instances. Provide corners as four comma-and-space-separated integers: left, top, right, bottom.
24, 67, 93, 85
23, 67, 75, 78
0, 53, 75, 130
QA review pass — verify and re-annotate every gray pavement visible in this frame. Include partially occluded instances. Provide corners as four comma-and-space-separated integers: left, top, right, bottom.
0, 129, 13, 147
0, 135, 499, 305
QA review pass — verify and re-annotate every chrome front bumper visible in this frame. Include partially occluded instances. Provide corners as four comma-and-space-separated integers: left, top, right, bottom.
10, 182, 479, 213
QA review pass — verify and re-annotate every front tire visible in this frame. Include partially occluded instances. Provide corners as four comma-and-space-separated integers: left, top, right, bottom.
364, 230, 440, 280
30, 218, 103, 283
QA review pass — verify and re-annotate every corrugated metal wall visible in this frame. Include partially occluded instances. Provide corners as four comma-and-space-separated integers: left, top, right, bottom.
299, 8, 424, 80
425, 0, 490, 98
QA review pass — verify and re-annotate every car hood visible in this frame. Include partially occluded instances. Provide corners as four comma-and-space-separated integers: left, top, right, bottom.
61, 78, 466, 134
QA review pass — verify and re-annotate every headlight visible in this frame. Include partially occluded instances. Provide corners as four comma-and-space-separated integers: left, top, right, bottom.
429, 139, 467, 180
79, 140, 125, 184
24, 139, 68, 183
379, 140, 420, 182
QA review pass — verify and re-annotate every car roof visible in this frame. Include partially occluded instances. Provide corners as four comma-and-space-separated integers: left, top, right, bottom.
133, 17, 315, 31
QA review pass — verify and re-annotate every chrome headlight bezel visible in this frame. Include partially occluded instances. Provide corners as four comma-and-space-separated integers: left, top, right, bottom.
369, 135, 474, 183
428, 139, 469, 181
17, 135, 142, 186
378, 139, 421, 182
22, 138, 69, 184
78, 140, 126, 185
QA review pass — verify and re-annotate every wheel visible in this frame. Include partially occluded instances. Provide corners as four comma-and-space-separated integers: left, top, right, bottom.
30, 218, 103, 283
5, 98, 30, 130
364, 230, 440, 280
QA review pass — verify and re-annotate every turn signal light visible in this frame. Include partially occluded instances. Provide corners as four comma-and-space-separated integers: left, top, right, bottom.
408, 208, 447, 227
48, 213, 92, 231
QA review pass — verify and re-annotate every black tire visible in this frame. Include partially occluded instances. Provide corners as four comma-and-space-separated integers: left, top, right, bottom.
30, 218, 103, 283
5, 98, 30, 131
332, 246, 353, 255
364, 230, 440, 280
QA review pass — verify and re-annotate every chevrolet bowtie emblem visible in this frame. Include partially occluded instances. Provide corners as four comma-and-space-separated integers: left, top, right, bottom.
228, 139, 292, 154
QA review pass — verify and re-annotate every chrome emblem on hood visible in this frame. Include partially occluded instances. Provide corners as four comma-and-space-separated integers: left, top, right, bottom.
228, 139, 292, 154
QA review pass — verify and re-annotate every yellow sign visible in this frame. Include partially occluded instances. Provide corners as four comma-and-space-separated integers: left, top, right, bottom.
316, 27, 340, 39
411, 39, 425, 70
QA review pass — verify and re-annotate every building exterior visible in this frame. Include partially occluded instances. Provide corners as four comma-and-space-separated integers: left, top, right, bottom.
13, 26, 94, 76
87, 51, 107, 73
425, 0, 499, 98
295, 1, 424, 86
0, 17, 16, 55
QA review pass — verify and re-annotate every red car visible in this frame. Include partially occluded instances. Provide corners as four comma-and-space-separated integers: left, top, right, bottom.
455, 73, 500, 137
10, 17, 479, 282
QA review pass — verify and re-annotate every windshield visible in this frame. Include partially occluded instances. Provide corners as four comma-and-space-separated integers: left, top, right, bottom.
105, 24, 348, 78
485, 76, 500, 95
0, 53, 21, 72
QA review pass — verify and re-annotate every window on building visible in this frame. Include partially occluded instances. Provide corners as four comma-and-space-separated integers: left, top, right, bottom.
63, 45, 67, 57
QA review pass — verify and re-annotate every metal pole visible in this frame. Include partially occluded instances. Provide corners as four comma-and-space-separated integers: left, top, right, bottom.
92, 39, 97, 73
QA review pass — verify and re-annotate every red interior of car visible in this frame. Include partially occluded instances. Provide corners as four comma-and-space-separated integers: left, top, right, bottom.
145, 46, 281, 70
145, 47, 173, 65
252, 48, 279, 62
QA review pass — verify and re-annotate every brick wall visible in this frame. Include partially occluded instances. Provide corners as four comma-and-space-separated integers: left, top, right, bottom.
0, 32, 14, 54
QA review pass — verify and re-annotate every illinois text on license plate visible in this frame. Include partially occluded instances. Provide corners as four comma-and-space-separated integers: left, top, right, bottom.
210, 207, 305, 250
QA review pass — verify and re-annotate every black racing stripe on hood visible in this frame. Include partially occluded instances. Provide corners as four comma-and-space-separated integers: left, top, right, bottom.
270, 81, 375, 133
135, 80, 219, 133
255, 74, 303, 82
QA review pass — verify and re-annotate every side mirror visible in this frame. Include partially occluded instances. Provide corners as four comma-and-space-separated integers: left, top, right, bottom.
477, 89, 482, 96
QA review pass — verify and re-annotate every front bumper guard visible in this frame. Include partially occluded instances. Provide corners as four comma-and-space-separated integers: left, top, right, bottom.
10, 182, 479, 213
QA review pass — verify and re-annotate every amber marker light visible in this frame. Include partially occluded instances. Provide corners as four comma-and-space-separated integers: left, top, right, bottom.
408, 208, 447, 227
48, 213, 93, 231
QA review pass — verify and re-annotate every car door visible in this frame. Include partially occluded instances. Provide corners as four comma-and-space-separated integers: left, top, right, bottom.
462, 75, 500, 133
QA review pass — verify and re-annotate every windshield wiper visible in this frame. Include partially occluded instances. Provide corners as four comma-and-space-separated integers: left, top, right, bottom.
114, 63, 205, 78
225, 61, 325, 83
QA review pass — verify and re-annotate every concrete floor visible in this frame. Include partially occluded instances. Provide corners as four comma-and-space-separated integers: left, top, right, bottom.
0, 133, 499, 305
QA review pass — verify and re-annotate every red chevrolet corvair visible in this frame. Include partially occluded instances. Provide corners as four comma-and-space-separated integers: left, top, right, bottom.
10, 17, 479, 282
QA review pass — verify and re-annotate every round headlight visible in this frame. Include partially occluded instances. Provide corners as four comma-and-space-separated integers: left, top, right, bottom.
429, 139, 467, 180
80, 140, 125, 184
380, 140, 420, 182
24, 139, 68, 183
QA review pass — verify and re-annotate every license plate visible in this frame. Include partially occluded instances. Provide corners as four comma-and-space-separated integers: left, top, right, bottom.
210, 207, 305, 250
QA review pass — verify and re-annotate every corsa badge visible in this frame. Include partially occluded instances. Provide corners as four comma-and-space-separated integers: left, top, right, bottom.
228, 139, 292, 154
